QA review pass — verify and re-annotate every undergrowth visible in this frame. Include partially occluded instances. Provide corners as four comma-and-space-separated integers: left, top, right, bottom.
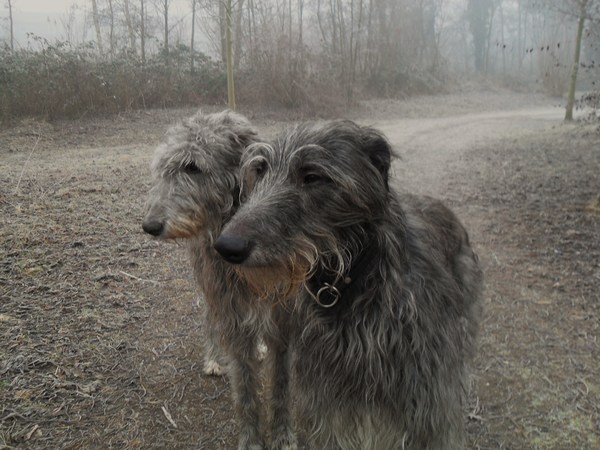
0, 36, 225, 123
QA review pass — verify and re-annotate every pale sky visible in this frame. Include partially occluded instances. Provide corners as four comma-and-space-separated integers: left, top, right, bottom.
1, 1, 94, 47
1, 0, 193, 48
10, 0, 86, 14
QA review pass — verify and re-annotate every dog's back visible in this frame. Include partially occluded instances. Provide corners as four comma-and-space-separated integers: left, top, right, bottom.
214, 120, 483, 449
403, 193, 483, 354
291, 191, 482, 450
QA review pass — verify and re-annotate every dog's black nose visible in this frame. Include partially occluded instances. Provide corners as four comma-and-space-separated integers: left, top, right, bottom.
214, 235, 253, 264
142, 220, 164, 236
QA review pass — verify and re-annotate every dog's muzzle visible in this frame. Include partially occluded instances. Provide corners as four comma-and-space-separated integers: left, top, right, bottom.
214, 235, 254, 264
142, 219, 164, 237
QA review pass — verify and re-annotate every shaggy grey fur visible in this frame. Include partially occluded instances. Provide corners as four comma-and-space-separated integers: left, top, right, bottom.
142, 110, 296, 450
215, 120, 483, 450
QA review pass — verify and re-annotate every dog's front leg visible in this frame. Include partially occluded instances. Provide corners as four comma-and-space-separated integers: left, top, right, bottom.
202, 307, 227, 376
229, 334, 265, 450
267, 335, 297, 450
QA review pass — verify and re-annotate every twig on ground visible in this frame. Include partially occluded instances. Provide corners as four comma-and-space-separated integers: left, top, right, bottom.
119, 270, 160, 285
14, 135, 41, 194
25, 424, 40, 440
161, 405, 177, 428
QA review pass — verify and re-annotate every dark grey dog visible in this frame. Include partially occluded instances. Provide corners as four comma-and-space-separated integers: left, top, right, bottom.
214, 120, 483, 449
142, 111, 295, 450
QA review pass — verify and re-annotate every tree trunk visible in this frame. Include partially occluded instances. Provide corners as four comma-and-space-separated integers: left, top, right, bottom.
140, 0, 146, 64
298, 0, 304, 48
316, 0, 327, 49
124, 0, 136, 52
108, 0, 115, 58
363, 0, 374, 76
233, 0, 245, 70
7, 0, 14, 51
289, 0, 293, 44
219, 1, 227, 63
484, 5, 497, 74
91, 0, 103, 54
500, 2, 506, 77
247, 0, 257, 67
330, 0, 338, 54
517, 0, 523, 70
191, 0, 196, 75
468, 0, 490, 73
565, 0, 588, 121
225, 0, 236, 110
163, 0, 170, 56
352, 0, 364, 85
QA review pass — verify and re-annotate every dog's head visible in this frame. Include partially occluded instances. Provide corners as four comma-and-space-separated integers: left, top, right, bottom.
142, 110, 257, 239
214, 120, 394, 297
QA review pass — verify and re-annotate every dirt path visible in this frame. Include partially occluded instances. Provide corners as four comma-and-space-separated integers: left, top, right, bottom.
376, 106, 564, 196
384, 106, 598, 450
1, 93, 598, 449
373, 105, 598, 450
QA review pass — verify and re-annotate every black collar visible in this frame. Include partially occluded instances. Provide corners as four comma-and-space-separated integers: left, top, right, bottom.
307, 238, 380, 308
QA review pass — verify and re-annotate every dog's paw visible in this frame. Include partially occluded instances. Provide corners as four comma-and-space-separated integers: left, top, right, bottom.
274, 442, 297, 450
237, 439, 265, 450
203, 359, 226, 376
271, 428, 298, 450
237, 426, 266, 450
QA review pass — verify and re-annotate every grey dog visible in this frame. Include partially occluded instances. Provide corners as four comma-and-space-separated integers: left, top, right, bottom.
142, 110, 296, 450
214, 120, 483, 449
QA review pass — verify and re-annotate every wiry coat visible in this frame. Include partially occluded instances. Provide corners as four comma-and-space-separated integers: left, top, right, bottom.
142, 111, 296, 450
217, 120, 483, 450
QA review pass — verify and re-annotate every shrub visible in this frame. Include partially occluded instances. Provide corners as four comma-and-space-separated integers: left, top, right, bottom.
0, 37, 226, 123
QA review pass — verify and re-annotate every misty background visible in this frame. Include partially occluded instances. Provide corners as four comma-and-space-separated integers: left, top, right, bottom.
1, 3, 599, 450
0, 0, 599, 121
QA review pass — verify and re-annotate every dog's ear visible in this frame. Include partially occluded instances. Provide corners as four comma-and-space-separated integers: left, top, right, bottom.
221, 110, 259, 148
362, 128, 392, 189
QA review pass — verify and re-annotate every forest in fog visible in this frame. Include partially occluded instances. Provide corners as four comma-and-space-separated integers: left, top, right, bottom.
1, 4, 600, 450
1, 0, 599, 120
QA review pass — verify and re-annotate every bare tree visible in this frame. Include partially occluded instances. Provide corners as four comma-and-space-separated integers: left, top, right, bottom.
191, 0, 197, 74
91, 0, 104, 53
517, 0, 524, 69
498, 1, 506, 75
7, 0, 14, 51
59, 3, 81, 45
218, 0, 227, 63
225, 0, 236, 109
233, 0, 245, 69
467, 0, 500, 73
565, 0, 589, 121
159, 0, 170, 55
140, 0, 146, 64
108, 0, 115, 57
298, 0, 304, 47
123, 0, 137, 51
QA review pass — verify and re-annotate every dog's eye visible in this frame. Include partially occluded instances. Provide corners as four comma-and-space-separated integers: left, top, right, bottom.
183, 162, 202, 174
302, 173, 323, 185
254, 160, 267, 177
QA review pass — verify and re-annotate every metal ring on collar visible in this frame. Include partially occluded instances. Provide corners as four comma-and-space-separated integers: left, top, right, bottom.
315, 283, 340, 308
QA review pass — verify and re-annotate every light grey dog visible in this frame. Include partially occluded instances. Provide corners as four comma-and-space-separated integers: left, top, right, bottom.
142, 110, 296, 450
214, 120, 483, 450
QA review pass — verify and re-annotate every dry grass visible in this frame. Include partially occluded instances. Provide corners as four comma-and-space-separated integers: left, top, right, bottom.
457, 126, 600, 450
1, 93, 598, 449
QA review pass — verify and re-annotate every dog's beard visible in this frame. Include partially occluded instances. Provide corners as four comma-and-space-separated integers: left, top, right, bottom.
161, 211, 206, 239
234, 244, 317, 301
